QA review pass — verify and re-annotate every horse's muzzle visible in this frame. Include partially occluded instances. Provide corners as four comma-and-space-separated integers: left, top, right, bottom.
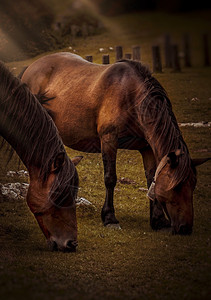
172, 224, 192, 235
48, 240, 78, 252
65, 240, 78, 252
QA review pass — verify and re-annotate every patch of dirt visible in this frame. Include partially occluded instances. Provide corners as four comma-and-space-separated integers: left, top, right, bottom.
117, 177, 137, 185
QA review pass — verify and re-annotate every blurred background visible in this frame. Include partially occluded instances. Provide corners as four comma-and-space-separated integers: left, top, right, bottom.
0, 2, 211, 300
0, 0, 211, 62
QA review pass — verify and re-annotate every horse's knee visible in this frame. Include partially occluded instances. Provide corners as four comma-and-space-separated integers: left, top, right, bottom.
104, 173, 117, 189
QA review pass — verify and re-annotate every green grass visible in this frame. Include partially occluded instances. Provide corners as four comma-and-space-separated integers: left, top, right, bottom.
1, 10, 211, 300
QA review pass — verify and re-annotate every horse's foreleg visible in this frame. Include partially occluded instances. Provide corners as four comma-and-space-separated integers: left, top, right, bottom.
140, 147, 170, 230
100, 133, 119, 227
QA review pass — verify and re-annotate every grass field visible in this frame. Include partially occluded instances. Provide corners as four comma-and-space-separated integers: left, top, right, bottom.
1, 10, 211, 300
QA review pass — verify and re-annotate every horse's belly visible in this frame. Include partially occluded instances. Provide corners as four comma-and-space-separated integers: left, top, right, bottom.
52, 106, 98, 147
71, 138, 101, 153
69, 135, 148, 153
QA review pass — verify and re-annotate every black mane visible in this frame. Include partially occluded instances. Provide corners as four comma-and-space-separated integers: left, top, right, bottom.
121, 59, 196, 189
119, 59, 152, 79
0, 61, 78, 207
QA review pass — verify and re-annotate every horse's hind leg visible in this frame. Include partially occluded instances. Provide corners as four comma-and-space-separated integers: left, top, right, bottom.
140, 147, 170, 230
100, 132, 119, 227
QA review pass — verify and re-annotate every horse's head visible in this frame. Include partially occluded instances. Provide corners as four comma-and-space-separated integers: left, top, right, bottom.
148, 150, 209, 235
27, 154, 83, 252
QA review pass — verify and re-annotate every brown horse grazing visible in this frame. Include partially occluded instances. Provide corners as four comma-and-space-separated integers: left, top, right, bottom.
21, 52, 210, 235
0, 61, 83, 252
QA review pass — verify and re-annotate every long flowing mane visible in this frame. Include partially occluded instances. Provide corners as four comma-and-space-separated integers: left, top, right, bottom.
0, 61, 78, 207
120, 60, 196, 189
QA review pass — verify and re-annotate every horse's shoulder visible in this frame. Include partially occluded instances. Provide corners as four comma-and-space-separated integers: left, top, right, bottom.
107, 61, 134, 74
100, 61, 136, 87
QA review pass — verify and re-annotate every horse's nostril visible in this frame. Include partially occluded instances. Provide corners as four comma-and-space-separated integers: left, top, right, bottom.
48, 240, 58, 251
66, 240, 78, 252
48, 240, 78, 252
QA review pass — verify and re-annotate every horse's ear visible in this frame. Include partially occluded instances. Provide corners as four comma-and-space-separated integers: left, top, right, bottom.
192, 157, 211, 167
52, 152, 65, 173
72, 156, 83, 166
167, 149, 183, 168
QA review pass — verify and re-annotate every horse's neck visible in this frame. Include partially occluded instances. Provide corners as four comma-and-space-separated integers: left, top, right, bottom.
0, 90, 37, 169
145, 129, 183, 164
139, 101, 184, 163
0, 118, 30, 169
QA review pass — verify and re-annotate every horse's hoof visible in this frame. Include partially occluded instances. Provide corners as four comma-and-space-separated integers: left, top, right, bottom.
101, 210, 119, 227
105, 223, 122, 230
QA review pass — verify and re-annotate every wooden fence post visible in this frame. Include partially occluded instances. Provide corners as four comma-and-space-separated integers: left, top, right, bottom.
183, 34, 191, 67
164, 34, 172, 68
102, 54, 110, 64
171, 45, 181, 72
152, 46, 162, 73
115, 46, 123, 61
132, 46, 141, 61
203, 34, 210, 66
125, 53, 132, 59
85, 55, 93, 62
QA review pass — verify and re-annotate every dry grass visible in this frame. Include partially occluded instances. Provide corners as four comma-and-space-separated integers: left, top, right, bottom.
1, 10, 211, 300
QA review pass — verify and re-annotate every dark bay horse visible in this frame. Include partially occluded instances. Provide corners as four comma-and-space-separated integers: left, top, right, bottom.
0, 61, 83, 252
21, 52, 210, 235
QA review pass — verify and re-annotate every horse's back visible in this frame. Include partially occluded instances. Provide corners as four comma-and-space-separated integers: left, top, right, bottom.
22, 52, 102, 94
22, 51, 136, 117
22, 52, 137, 94
22, 52, 144, 149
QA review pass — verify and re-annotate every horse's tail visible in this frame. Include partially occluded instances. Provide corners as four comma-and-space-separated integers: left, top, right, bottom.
18, 66, 56, 120
17, 66, 28, 79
